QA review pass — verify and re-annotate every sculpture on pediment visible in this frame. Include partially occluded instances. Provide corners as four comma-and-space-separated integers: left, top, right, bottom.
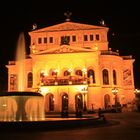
55, 45, 74, 53
60, 36, 70, 45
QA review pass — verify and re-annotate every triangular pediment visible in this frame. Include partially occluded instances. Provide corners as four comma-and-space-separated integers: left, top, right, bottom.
29, 21, 108, 33
31, 45, 94, 55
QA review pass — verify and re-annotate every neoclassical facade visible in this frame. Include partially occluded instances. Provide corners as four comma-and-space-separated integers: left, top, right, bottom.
7, 20, 135, 113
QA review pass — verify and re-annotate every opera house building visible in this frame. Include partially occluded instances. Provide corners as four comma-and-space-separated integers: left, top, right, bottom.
7, 20, 135, 113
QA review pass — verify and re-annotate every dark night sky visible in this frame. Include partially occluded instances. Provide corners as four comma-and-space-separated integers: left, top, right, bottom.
0, 0, 140, 90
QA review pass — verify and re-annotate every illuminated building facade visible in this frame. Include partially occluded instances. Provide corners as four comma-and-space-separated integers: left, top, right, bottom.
7, 20, 135, 113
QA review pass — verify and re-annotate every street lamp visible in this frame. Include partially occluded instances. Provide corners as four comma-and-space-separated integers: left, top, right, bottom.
134, 89, 140, 94
81, 87, 88, 111
134, 89, 140, 100
112, 87, 118, 107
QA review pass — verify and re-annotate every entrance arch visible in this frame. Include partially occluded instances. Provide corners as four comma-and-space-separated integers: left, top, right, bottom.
62, 93, 68, 111
104, 94, 110, 109
45, 93, 54, 112
75, 93, 83, 111
49, 94, 54, 111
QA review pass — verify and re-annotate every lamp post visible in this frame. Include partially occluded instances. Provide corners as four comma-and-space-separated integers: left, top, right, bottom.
134, 89, 140, 95
81, 87, 88, 111
112, 87, 118, 107
134, 89, 140, 112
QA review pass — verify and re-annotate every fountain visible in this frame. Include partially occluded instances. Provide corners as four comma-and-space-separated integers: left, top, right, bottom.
16, 32, 26, 91
0, 32, 45, 121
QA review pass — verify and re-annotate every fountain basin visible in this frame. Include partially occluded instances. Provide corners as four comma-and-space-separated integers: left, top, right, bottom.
0, 91, 45, 121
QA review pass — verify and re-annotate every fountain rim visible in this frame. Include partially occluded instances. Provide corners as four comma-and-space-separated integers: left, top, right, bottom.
0, 91, 43, 97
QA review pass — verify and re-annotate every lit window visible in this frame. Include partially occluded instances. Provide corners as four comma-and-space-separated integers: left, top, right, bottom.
90, 35, 94, 41
27, 72, 33, 88
84, 35, 88, 41
44, 37, 47, 43
10, 74, 17, 90
96, 34, 100, 41
49, 37, 53, 43
64, 70, 70, 76
72, 35, 76, 42
52, 70, 58, 76
113, 70, 117, 85
75, 70, 82, 76
38, 38, 42, 44
102, 69, 109, 85
87, 69, 95, 83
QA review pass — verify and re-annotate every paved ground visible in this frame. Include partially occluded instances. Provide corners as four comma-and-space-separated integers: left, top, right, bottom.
0, 111, 140, 140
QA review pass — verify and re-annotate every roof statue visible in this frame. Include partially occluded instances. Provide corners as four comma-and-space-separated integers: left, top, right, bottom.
64, 11, 72, 22
32, 23, 37, 30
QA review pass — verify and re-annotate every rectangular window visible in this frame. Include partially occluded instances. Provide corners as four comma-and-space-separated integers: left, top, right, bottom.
38, 38, 42, 44
67, 36, 70, 42
90, 35, 94, 41
10, 74, 17, 90
61, 36, 64, 44
27, 72, 33, 88
72, 35, 76, 42
49, 37, 53, 43
44, 37, 47, 43
84, 35, 88, 41
96, 34, 100, 41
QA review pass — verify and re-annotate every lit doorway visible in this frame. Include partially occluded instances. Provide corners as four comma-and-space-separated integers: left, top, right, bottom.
104, 94, 110, 109
49, 94, 54, 111
75, 93, 83, 111
45, 93, 54, 112
62, 93, 68, 111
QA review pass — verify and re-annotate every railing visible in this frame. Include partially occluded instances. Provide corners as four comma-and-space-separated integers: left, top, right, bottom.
40, 76, 86, 86
122, 55, 132, 60
101, 50, 119, 56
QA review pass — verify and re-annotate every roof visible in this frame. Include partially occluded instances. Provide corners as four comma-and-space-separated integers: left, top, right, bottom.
29, 21, 108, 33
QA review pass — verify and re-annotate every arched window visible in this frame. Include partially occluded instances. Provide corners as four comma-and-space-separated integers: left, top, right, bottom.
64, 70, 70, 76
27, 72, 33, 88
49, 94, 54, 111
113, 70, 117, 85
75, 70, 82, 76
51, 69, 58, 76
102, 69, 109, 85
87, 69, 95, 83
